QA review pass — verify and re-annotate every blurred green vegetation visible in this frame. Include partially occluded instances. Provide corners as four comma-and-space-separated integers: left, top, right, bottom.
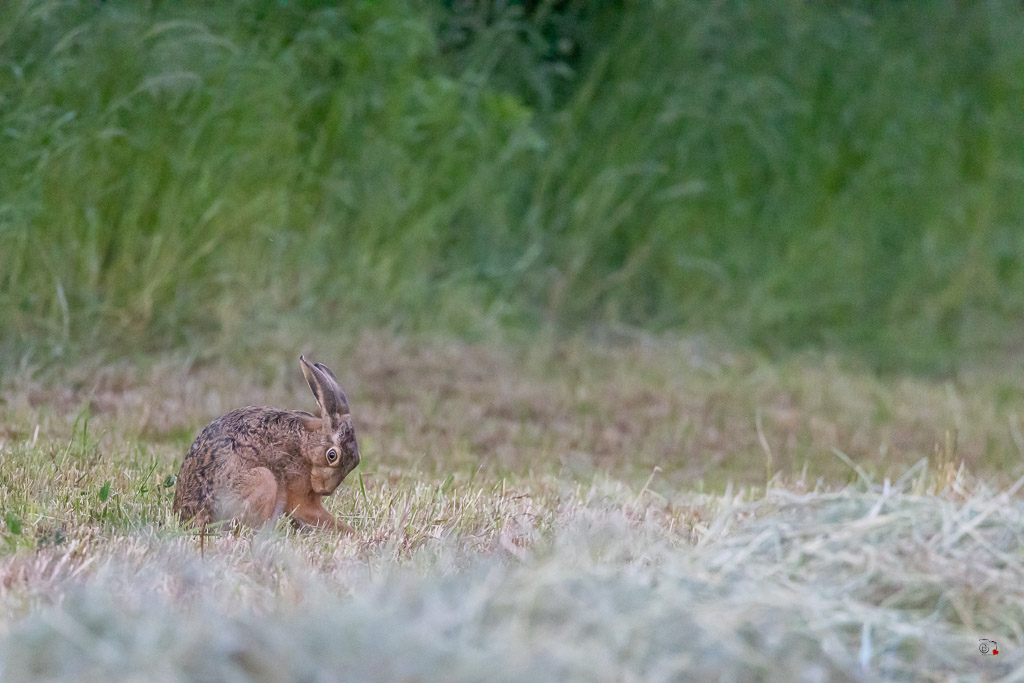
1, 0, 1022, 369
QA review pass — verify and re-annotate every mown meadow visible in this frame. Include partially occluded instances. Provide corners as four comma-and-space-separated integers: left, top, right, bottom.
2, 1, 1024, 680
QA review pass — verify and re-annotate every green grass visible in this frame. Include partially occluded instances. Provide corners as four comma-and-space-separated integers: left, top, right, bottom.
2, 1, 1023, 368
1, 337, 1024, 680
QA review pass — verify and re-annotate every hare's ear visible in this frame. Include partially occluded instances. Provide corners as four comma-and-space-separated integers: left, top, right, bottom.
299, 355, 349, 423
313, 361, 349, 414
314, 362, 338, 384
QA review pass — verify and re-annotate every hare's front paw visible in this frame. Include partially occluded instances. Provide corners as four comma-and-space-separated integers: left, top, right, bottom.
290, 498, 353, 534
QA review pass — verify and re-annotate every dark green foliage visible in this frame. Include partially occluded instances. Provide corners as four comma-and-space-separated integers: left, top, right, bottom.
1, 0, 1022, 369
523, 2, 1024, 369
4, 513, 21, 536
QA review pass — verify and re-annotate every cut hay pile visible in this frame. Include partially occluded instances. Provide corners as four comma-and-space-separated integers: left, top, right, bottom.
2, 468, 1020, 682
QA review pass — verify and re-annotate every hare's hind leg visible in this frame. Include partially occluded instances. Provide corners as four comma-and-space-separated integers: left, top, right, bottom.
231, 467, 283, 527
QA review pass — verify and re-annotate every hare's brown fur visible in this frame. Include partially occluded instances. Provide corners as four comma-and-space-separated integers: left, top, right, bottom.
172, 357, 359, 533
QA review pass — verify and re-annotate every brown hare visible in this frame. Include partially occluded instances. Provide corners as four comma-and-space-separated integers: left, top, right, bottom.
172, 356, 359, 533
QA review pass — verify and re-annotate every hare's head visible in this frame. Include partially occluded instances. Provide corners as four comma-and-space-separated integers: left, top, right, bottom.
299, 355, 359, 495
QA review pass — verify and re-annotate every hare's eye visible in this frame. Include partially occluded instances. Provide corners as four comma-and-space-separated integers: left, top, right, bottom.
326, 447, 339, 464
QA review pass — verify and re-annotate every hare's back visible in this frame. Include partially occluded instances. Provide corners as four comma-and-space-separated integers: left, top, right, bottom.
173, 408, 277, 518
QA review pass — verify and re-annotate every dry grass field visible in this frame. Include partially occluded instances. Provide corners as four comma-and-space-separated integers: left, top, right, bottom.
2, 333, 1023, 681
